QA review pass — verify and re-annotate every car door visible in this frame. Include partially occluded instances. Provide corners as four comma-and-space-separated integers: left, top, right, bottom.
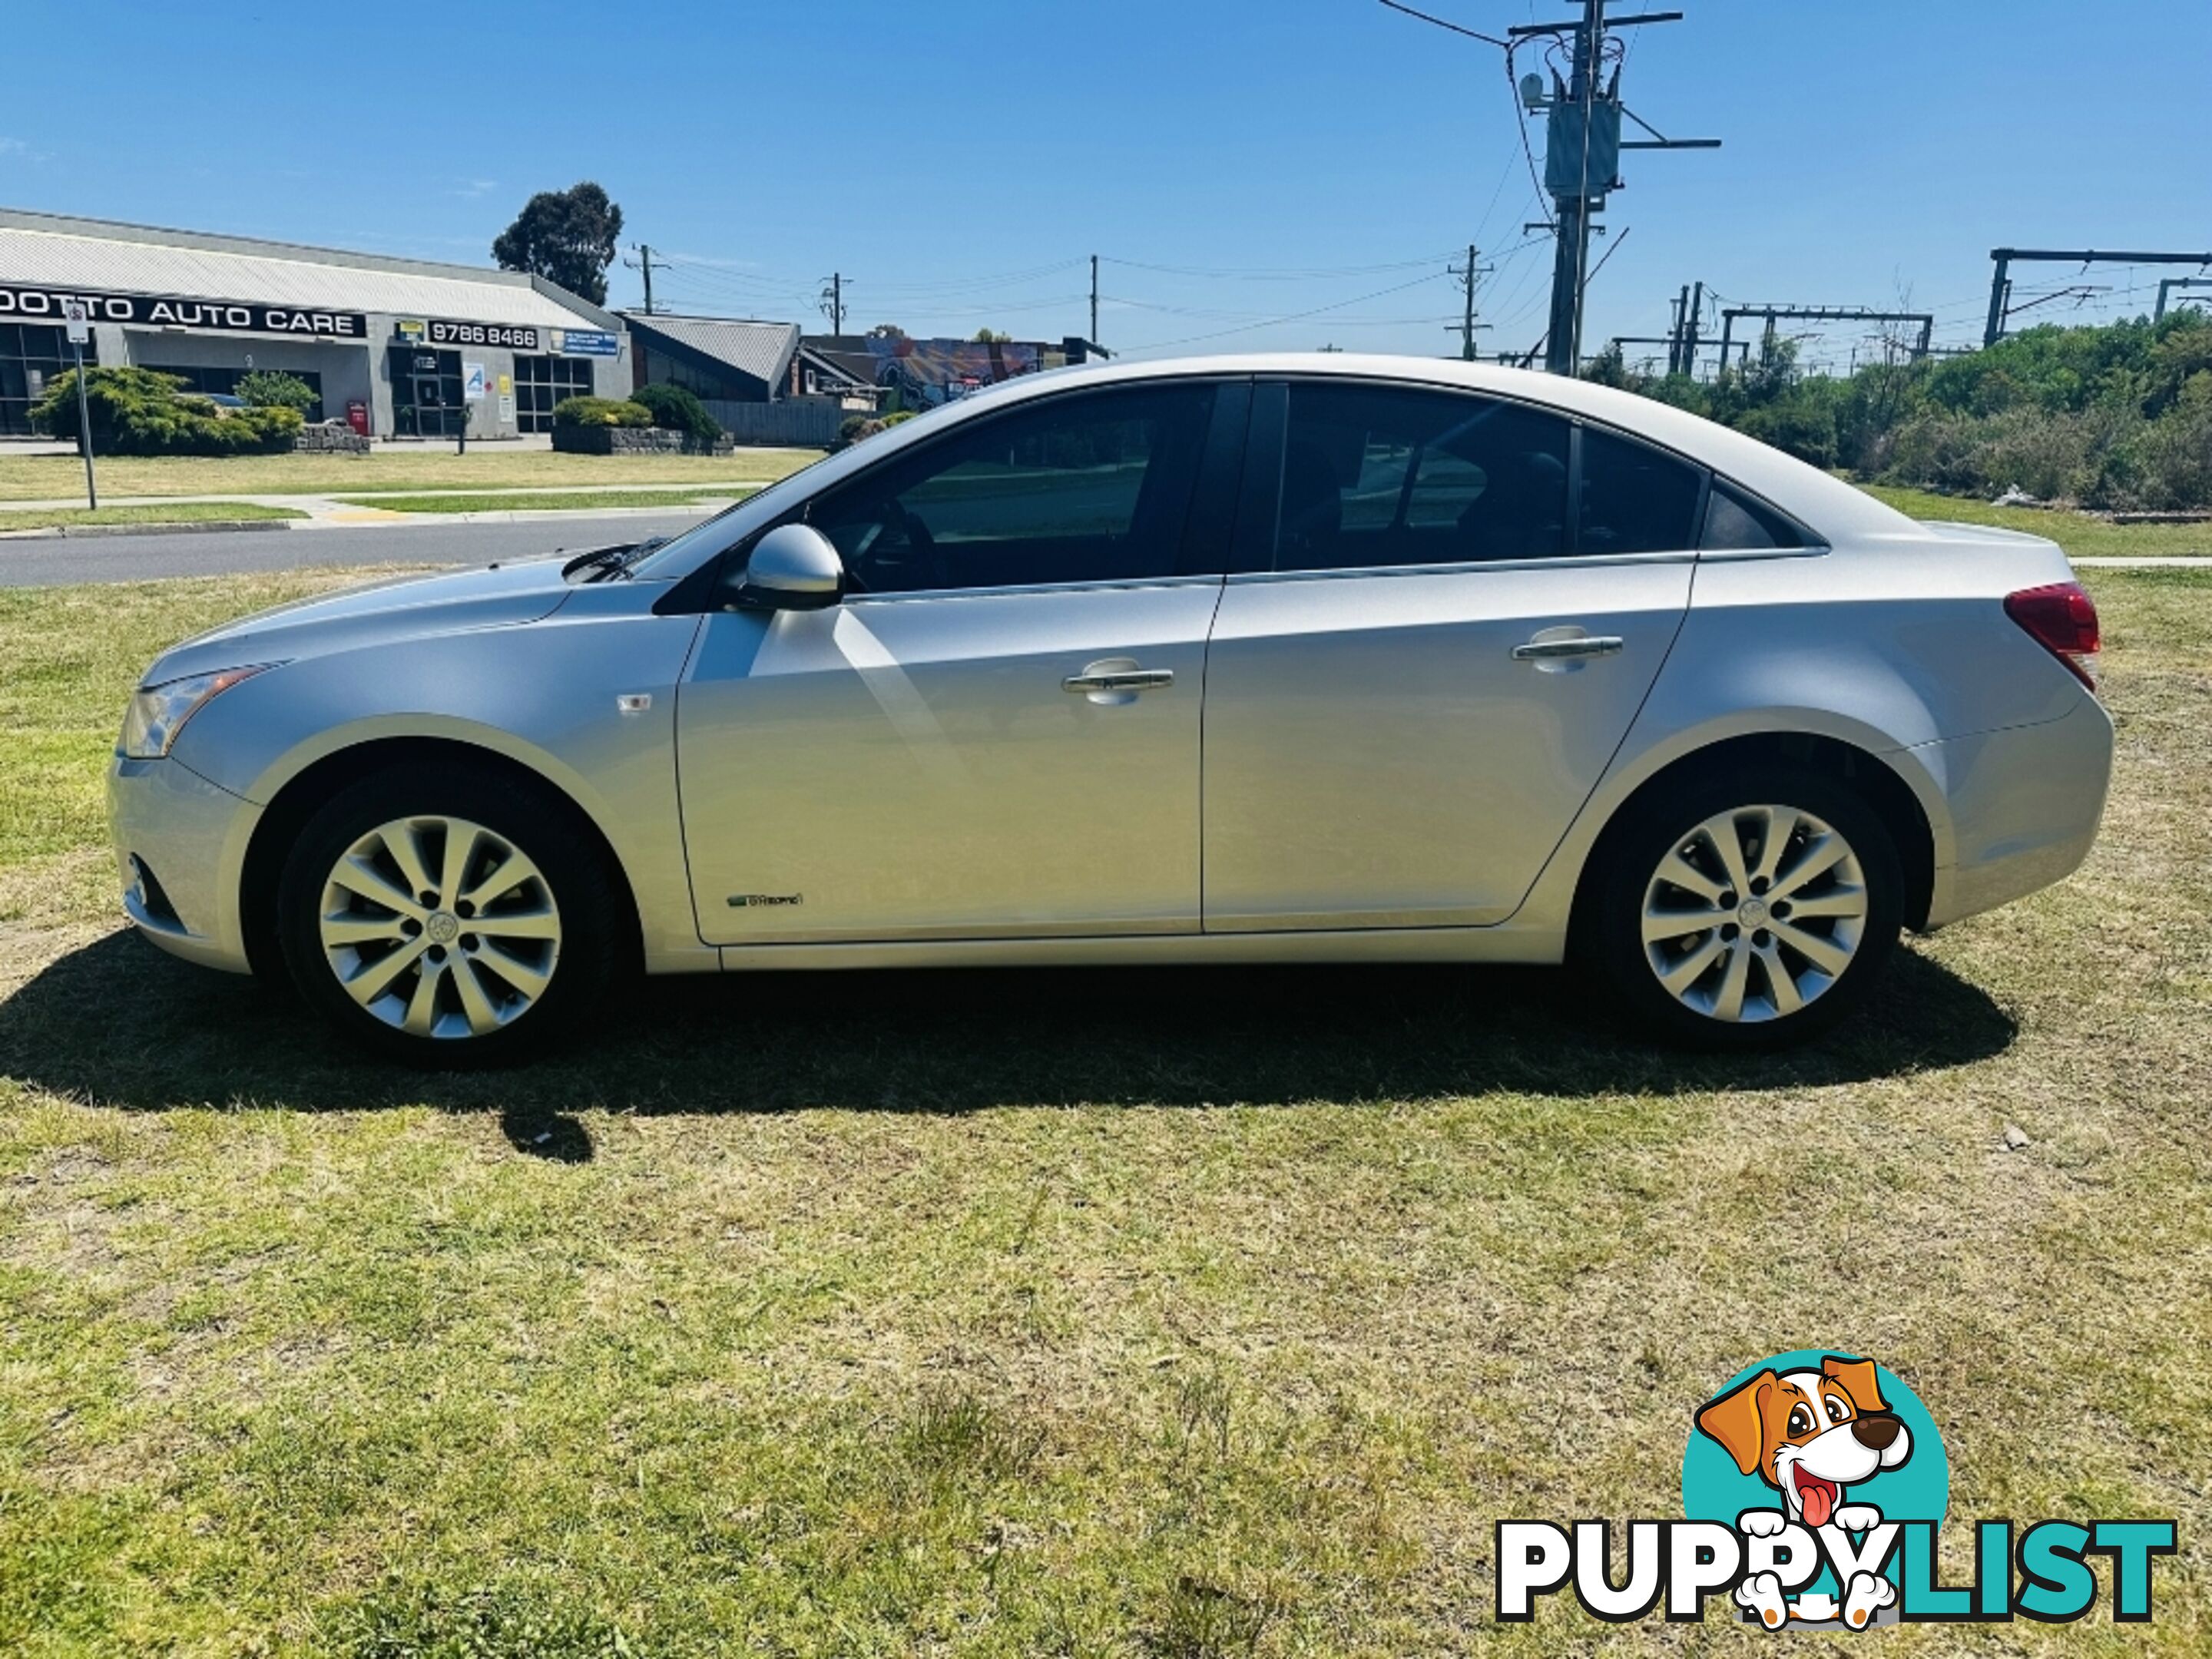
1201, 379, 1703, 932
677, 378, 1244, 946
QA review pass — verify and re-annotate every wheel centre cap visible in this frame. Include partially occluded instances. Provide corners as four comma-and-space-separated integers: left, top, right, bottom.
426, 911, 461, 944
1737, 897, 1770, 927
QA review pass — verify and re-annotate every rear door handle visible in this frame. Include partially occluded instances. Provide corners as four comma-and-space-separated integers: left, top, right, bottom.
1063, 659, 1173, 704
1063, 669, 1174, 692
1512, 635, 1624, 661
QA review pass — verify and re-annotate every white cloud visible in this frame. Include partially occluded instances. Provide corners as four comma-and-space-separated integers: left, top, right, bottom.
451, 177, 498, 199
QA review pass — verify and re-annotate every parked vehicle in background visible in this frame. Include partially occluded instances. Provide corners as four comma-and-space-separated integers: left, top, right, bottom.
108, 354, 2112, 1064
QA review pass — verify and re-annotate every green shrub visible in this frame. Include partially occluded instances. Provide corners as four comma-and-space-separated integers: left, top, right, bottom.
31, 366, 302, 455
882, 409, 919, 427
551, 395, 652, 429
837, 413, 875, 443
1585, 310, 2212, 508
628, 381, 721, 442
235, 369, 318, 412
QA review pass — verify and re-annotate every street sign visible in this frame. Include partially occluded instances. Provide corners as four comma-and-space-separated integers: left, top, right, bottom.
463, 361, 488, 402
61, 301, 96, 509
550, 328, 619, 357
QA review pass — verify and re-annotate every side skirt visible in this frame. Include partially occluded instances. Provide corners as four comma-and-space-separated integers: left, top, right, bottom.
712, 923, 1565, 972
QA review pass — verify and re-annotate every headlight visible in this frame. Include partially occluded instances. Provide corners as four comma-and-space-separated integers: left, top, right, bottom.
118, 664, 278, 760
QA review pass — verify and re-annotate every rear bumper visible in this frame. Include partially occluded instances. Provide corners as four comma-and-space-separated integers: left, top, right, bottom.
1917, 696, 2114, 930
107, 755, 259, 974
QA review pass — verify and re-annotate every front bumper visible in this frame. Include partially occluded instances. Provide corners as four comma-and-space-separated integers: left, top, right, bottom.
107, 754, 260, 973
1917, 696, 2116, 929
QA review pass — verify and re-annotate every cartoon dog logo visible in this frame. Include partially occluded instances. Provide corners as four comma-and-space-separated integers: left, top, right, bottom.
1696, 1354, 1913, 1629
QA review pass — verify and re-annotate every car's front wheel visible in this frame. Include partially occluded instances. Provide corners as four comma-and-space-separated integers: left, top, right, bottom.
276, 764, 624, 1065
1588, 769, 1903, 1049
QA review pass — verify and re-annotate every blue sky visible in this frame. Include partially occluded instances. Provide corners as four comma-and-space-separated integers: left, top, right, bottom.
5, 0, 2205, 369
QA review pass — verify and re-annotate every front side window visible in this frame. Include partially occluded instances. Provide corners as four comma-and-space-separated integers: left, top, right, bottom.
1273, 384, 1571, 570
806, 383, 1216, 594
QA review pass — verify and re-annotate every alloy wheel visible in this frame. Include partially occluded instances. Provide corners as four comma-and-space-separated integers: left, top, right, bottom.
316, 814, 561, 1040
1640, 804, 1868, 1023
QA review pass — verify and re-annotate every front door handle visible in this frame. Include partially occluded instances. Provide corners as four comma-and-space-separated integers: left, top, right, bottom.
1063, 657, 1173, 705
1512, 634, 1624, 662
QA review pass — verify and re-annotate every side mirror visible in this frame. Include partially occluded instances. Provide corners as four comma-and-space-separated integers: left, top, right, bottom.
732, 523, 843, 611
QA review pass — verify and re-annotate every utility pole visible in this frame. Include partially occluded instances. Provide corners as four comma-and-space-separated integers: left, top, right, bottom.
1682, 279, 1704, 377
820, 273, 845, 336
1449, 243, 1493, 359
1537, 5, 1601, 376
1090, 253, 1100, 353
623, 244, 659, 314
1666, 283, 1689, 374
1514, 1, 1717, 376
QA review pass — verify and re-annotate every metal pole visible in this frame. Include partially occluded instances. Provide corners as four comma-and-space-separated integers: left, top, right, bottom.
640, 244, 654, 316
1543, 0, 1601, 375
833, 273, 843, 335
1090, 254, 1099, 351
1917, 315, 1934, 359
1462, 243, 1478, 359
1684, 280, 1703, 377
1983, 251, 2012, 347
72, 336, 96, 510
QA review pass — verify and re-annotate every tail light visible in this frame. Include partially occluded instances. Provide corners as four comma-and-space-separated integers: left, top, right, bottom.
2005, 581, 2101, 691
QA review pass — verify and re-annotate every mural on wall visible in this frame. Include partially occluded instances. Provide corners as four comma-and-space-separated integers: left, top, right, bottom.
866, 336, 1069, 409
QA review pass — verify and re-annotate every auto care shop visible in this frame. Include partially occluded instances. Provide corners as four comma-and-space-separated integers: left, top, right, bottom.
0, 207, 631, 440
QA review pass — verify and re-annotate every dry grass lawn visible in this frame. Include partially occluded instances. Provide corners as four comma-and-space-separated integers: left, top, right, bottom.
0, 563, 2207, 1655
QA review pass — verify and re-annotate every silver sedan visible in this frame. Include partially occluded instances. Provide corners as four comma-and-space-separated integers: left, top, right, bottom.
108, 355, 2113, 1063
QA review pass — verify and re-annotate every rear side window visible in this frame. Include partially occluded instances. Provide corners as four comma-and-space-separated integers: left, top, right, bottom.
1702, 478, 1807, 551
1578, 427, 1705, 555
1273, 384, 1570, 570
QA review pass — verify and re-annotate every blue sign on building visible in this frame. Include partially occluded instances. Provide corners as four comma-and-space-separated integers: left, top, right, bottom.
553, 329, 620, 357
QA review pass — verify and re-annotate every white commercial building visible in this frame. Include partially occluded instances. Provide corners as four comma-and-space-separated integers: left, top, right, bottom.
0, 207, 630, 440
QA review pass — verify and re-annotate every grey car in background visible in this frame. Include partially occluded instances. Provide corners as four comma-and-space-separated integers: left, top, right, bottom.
108, 354, 2113, 1064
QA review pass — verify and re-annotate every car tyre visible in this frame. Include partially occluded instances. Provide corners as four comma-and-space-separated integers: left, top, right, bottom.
1585, 767, 1903, 1051
276, 763, 628, 1067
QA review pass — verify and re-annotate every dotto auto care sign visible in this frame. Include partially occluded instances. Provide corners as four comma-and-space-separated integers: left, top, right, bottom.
0, 283, 366, 339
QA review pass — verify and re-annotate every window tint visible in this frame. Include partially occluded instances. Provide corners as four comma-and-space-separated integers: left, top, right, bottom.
1578, 427, 1705, 555
806, 384, 1215, 594
1702, 478, 1806, 551
1273, 385, 1569, 570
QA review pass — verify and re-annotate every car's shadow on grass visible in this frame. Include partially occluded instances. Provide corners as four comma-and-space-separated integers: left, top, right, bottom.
1, 929, 2017, 1156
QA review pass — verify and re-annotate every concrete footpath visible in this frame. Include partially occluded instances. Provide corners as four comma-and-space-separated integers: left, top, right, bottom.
0, 479, 767, 532
0, 508, 720, 586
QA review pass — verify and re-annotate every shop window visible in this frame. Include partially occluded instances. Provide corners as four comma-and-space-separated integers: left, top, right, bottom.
143, 364, 326, 423
0, 323, 96, 439
512, 354, 594, 433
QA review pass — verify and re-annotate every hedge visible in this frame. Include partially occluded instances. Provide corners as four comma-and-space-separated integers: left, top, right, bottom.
551, 396, 653, 429
628, 382, 722, 442
32, 366, 303, 456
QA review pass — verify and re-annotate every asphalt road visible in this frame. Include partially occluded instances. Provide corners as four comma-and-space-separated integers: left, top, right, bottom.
0, 509, 718, 588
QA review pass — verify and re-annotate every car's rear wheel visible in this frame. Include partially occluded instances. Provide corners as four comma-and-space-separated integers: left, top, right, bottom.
276, 764, 623, 1065
1588, 769, 1902, 1049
